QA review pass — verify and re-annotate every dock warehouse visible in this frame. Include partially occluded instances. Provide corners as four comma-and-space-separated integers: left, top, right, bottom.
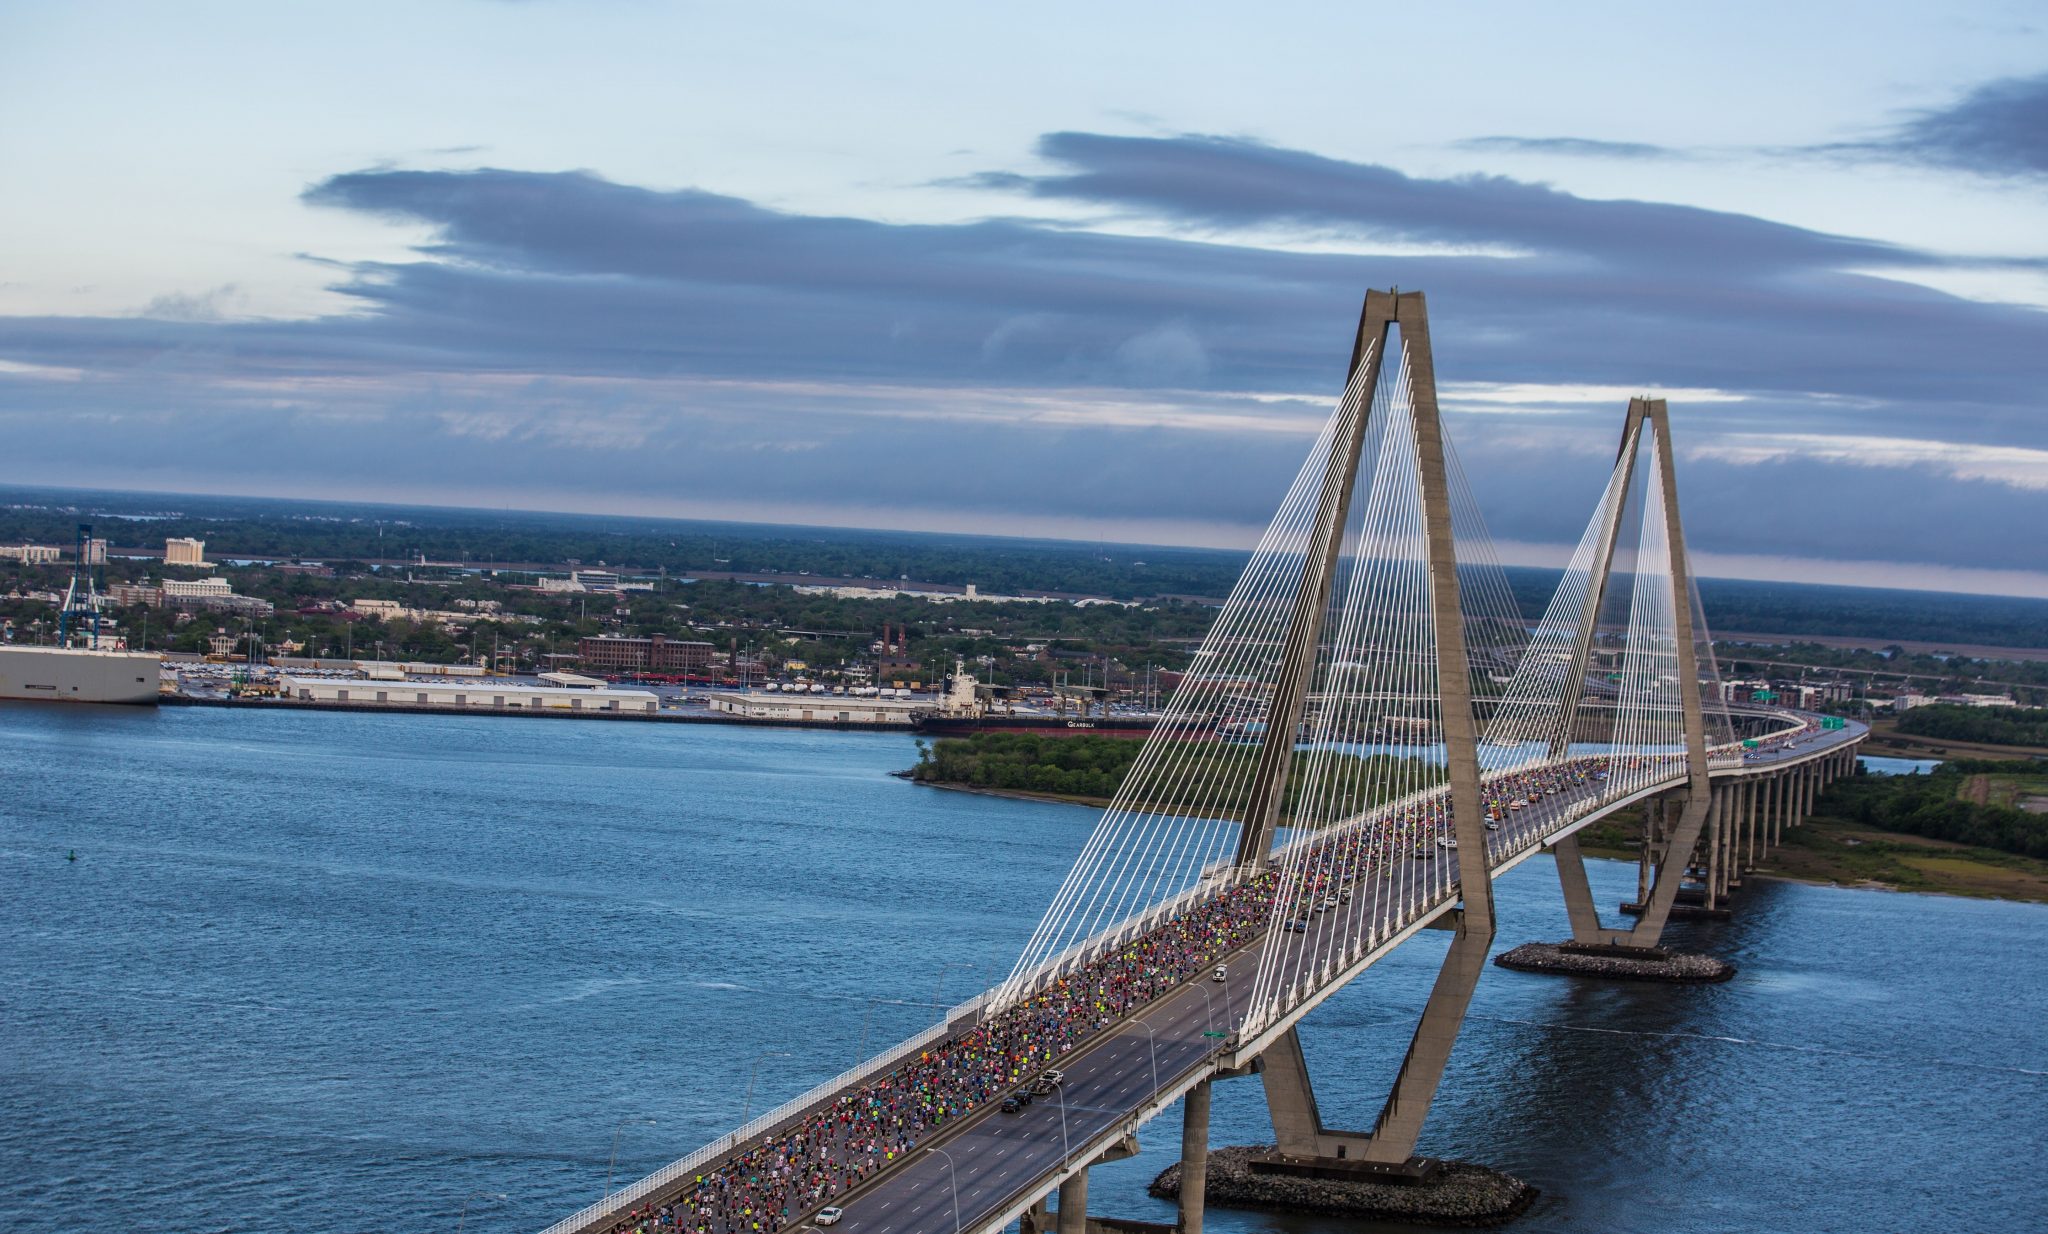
280, 675, 659, 713
706, 691, 921, 727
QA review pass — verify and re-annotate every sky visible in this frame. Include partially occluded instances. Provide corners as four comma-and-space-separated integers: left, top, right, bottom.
3, 2, 2047, 594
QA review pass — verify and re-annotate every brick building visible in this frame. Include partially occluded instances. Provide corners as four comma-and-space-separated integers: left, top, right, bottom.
577, 634, 714, 674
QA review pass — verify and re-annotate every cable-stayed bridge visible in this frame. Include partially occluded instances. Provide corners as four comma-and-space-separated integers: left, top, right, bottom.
538, 290, 1865, 1234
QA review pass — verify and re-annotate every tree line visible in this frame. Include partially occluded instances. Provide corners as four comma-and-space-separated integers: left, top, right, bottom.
908, 731, 1435, 822
1894, 704, 2048, 748
1818, 760, 2048, 859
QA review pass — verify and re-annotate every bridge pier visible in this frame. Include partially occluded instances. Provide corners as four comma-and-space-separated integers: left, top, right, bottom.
1743, 779, 1758, 870
1254, 1024, 1406, 1166
1154, 1014, 1537, 1226
1245, 901, 1501, 1175
1770, 769, 1785, 846
1056, 1172, 1089, 1234
1703, 786, 1726, 910
1178, 1079, 1211, 1234
1551, 832, 1607, 944
1042, 1135, 1146, 1234
1726, 782, 1745, 883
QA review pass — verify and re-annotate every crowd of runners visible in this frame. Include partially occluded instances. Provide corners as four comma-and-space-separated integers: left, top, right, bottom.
587, 880, 1272, 1234
585, 731, 1828, 1234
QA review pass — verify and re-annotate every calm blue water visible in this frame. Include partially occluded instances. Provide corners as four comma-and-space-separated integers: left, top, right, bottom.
2, 705, 2042, 1234
1859, 755, 1942, 776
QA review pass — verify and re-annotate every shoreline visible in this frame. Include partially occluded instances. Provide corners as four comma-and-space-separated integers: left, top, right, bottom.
907, 779, 2048, 904
901, 777, 1110, 809
161, 693, 920, 733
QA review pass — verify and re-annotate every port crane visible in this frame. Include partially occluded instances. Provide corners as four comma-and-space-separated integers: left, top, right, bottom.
56, 523, 106, 649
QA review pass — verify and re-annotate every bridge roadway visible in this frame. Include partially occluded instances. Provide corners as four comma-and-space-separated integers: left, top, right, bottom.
560, 715, 1865, 1234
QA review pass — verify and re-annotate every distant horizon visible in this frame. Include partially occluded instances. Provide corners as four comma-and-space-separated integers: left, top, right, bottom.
7, 477, 2048, 605
6, 7, 2048, 611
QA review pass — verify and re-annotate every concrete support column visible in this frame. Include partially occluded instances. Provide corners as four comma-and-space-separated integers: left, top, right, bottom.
1259, 1026, 1324, 1156
1628, 784, 1714, 945
1718, 788, 1735, 894
1179, 1080, 1212, 1234
1553, 832, 1607, 943
1360, 912, 1492, 1163
1634, 798, 1657, 906
1744, 780, 1759, 862
1736, 781, 1753, 867
1722, 784, 1741, 886
1722, 786, 1739, 889
1755, 777, 1768, 853
1057, 1170, 1089, 1234
1702, 788, 1724, 905
1753, 781, 1769, 867
1771, 773, 1784, 846
1757, 776, 1770, 854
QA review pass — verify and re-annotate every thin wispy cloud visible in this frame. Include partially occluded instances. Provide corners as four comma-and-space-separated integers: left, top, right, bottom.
1454, 136, 1684, 161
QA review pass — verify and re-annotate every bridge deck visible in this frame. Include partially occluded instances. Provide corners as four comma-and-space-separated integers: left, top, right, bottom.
552, 717, 1865, 1234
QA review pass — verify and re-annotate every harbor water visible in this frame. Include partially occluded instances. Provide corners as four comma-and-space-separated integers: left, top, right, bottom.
1, 704, 2042, 1233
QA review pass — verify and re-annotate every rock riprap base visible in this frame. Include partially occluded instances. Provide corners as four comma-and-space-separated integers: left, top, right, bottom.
1494, 940, 1735, 982
1149, 1145, 1537, 1228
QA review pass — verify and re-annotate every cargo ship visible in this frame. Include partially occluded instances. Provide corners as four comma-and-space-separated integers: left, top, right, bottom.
0, 524, 161, 705
0, 645, 163, 705
910, 709, 1163, 738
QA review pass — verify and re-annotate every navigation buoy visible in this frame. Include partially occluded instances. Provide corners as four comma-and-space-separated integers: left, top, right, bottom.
66, 850, 77, 862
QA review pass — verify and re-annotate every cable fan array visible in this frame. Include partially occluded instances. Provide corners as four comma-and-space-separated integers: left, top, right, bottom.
993, 338, 1740, 1038
995, 332, 1531, 1022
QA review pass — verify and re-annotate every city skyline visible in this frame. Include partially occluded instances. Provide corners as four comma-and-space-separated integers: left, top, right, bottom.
3, 3, 2046, 595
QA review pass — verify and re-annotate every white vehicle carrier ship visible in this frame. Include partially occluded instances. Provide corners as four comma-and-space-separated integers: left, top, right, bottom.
0, 645, 162, 705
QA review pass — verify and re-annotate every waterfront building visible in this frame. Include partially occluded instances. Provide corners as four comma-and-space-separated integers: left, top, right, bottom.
280, 674, 659, 713
706, 690, 919, 727
164, 537, 208, 566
